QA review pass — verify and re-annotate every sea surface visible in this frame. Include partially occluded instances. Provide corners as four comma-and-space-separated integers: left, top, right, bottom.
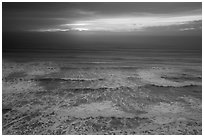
3, 48, 201, 66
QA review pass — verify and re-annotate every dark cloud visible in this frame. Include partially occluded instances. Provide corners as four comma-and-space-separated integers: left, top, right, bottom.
2, 2, 202, 50
3, 2, 201, 15
3, 2, 202, 31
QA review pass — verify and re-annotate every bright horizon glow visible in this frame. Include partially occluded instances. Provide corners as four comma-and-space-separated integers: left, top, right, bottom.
62, 23, 90, 26
32, 14, 202, 32
72, 28, 89, 31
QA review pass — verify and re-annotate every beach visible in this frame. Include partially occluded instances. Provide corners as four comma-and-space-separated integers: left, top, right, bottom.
2, 49, 202, 134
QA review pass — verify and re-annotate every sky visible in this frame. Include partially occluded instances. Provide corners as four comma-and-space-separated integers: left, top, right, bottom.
2, 2, 202, 50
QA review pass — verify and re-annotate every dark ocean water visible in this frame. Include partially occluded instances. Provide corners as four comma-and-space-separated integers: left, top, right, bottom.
3, 32, 201, 67
3, 48, 201, 68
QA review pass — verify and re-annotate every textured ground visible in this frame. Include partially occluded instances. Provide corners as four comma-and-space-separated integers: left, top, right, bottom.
2, 57, 202, 135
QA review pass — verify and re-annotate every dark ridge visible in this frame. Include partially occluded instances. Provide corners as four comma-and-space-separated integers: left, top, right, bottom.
3, 77, 28, 82
148, 84, 175, 88
71, 87, 110, 93
60, 66, 140, 70
2, 108, 12, 114
142, 84, 202, 99
180, 84, 201, 88
68, 86, 133, 93
3, 77, 105, 82
148, 84, 200, 88
113, 86, 133, 91
35, 78, 105, 82
161, 76, 202, 82
127, 76, 140, 81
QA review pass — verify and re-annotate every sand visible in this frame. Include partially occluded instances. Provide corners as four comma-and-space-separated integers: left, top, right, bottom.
137, 67, 201, 87
55, 101, 135, 118
2, 58, 202, 135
